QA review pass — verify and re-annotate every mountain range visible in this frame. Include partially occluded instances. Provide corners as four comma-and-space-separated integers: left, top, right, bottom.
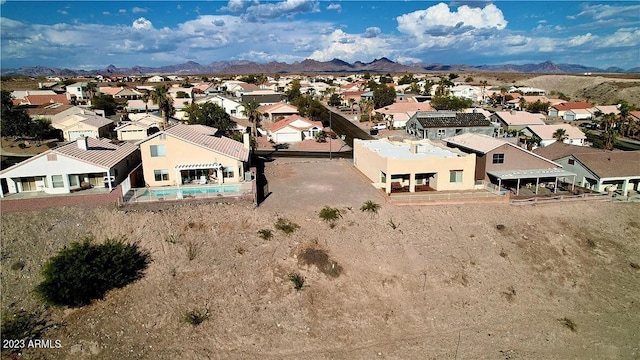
2, 58, 638, 77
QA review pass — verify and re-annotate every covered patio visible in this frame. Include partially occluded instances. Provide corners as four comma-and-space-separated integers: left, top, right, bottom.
175, 162, 224, 186
488, 168, 577, 196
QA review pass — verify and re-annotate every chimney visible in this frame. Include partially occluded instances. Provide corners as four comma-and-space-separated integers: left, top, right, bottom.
77, 135, 88, 150
242, 132, 250, 150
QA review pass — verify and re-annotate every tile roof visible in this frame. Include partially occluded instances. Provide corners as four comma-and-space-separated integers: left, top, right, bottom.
144, 124, 249, 162
525, 124, 586, 140
412, 111, 491, 128
552, 102, 592, 111
444, 133, 509, 153
22, 94, 70, 106
257, 102, 299, 114
56, 137, 138, 168
592, 105, 620, 115
80, 114, 114, 128
493, 111, 546, 126
532, 141, 610, 160
574, 151, 640, 178
270, 115, 323, 132
375, 101, 434, 113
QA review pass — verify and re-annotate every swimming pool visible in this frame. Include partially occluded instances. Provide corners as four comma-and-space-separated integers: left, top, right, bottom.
140, 185, 242, 197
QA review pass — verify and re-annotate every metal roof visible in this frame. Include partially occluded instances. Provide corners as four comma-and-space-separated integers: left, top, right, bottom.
488, 168, 577, 180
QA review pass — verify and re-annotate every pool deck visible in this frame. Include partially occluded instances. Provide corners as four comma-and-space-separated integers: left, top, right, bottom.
125, 182, 253, 203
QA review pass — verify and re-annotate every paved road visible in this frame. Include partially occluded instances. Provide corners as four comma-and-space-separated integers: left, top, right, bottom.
326, 106, 374, 147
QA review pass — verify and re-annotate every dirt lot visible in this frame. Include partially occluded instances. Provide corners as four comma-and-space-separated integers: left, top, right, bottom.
2, 159, 639, 359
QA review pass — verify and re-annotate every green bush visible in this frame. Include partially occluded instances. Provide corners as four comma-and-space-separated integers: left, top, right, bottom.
274, 218, 300, 235
36, 237, 151, 308
319, 206, 341, 225
288, 273, 305, 291
183, 308, 209, 326
360, 200, 381, 217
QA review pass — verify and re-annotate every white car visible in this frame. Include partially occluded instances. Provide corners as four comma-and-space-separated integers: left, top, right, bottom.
371, 122, 387, 130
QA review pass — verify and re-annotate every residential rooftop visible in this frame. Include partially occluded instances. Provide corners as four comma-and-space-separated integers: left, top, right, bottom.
359, 138, 464, 160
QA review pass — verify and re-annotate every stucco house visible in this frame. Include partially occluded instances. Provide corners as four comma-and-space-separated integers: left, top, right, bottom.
522, 124, 587, 147
258, 102, 299, 122
374, 101, 435, 128
548, 102, 592, 119
268, 115, 323, 143
353, 138, 476, 194
445, 133, 576, 195
405, 111, 494, 140
52, 113, 115, 141
136, 124, 250, 187
490, 111, 546, 134
534, 142, 640, 193
0, 137, 141, 197
115, 113, 163, 141
195, 95, 245, 119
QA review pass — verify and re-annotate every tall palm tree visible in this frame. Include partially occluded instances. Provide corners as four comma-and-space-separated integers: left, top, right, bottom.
150, 85, 174, 129
552, 128, 568, 142
603, 127, 617, 150
241, 100, 261, 138
142, 92, 150, 114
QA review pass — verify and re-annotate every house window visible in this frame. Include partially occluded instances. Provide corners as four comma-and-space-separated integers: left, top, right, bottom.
437, 129, 446, 137
492, 153, 505, 164
381, 171, 387, 183
449, 170, 463, 183
150, 144, 166, 157
455, 128, 463, 135
154, 169, 169, 181
223, 167, 235, 178
568, 158, 575, 165
52, 175, 64, 188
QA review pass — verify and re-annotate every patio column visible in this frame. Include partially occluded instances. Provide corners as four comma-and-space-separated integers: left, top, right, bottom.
176, 168, 181, 188
409, 173, 416, 193
105, 171, 112, 192
516, 178, 520, 195
554, 177, 558, 193
535, 177, 539, 195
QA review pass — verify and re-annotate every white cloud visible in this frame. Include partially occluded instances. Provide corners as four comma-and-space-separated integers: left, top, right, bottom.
222, 0, 250, 13
308, 29, 392, 62
119, 9, 126, 14
57, 10, 68, 15
132, 7, 147, 14
573, 4, 640, 21
132, 18, 153, 31
103, 11, 110, 16
568, 33, 595, 47
327, 3, 341, 13
397, 2, 507, 39
363, 27, 381, 38
244, 0, 319, 21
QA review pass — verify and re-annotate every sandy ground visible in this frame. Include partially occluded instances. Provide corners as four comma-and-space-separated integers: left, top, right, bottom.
2, 159, 640, 359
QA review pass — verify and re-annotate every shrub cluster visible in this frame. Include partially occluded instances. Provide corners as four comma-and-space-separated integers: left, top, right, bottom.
36, 237, 151, 307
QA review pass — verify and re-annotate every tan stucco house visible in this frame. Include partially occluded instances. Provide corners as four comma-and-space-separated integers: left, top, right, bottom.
353, 138, 476, 194
136, 124, 250, 187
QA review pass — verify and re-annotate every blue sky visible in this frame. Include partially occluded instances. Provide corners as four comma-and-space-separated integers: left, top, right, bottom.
1, 1, 639, 70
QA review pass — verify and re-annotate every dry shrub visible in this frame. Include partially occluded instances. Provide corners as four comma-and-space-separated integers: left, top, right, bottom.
299, 247, 343, 278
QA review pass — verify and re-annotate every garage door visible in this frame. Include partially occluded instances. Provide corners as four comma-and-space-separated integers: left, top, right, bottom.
275, 132, 299, 142
68, 130, 94, 140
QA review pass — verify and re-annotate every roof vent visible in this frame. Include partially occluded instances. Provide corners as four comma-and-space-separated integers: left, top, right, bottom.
77, 135, 88, 150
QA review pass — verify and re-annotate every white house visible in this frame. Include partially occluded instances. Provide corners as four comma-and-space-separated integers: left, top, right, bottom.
450, 85, 481, 102
0, 137, 141, 197
65, 82, 91, 102
269, 115, 323, 143
147, 75, 166, 83
115, 113, 163, 141
195, 95, 246, 119
522, 124, 587, 147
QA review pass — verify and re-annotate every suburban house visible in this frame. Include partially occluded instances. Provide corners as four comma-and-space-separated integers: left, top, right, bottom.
115, 113, 163, 141
241, 91, 283, 105
374, 101, 435, 128
353, 138, 476, 194
51, 113, 114, 141
0, 136, 141, 197
405, 111, 494, 140
549, 102, 592, 119
136, 124, 250, 187
99, 86, 143, 100
125, 99, 160, 113
65, 82, 92, 103
268, 115, 323, 143
16, 94, 70, 107
258, 102, 299, 122
522, 124, 587, 147
490, 111, 546, 134
450, 85, 481, 102
147, 76, 166, 83
445, 133, 576, 195
534, 142, 640, 193
196, 95, 245, 119
591, 105, 620, 117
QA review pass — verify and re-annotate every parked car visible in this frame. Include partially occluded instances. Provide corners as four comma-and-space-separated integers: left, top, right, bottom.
371, 122, 387, 130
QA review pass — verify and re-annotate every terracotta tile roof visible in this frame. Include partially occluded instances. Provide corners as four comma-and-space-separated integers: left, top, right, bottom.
445, 133, 509, 153
413, 111, 490, 128
493, 111, 546, 126
552, 102, 592, 111
375, 102, 434, 113
22, 94, 69, 106
533, 141, 609, 160
148, 123, 249, 161
27, 104, 74, 117
574, 151, 640, 178
525, 124, 586, 140
257, 102, 298, 114
55, 137, 139, 168
99, 87, 125, 96
631, 111, 640, 120
270, 115, 322, 132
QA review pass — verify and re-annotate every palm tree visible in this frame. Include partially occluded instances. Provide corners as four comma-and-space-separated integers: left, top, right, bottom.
479, 80, 488, 104
241, 100, 261, 138
142, 92, 150, 113
552, 128, 568, 142
150, 85, 174, 129
603, 127, 617, 150
359, 98, 374, 127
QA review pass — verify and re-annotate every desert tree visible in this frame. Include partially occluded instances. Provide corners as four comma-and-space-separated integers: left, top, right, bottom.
150, 85, 175, 129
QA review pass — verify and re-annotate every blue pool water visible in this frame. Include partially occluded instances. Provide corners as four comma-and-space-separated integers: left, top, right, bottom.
140, 185, 241, 197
